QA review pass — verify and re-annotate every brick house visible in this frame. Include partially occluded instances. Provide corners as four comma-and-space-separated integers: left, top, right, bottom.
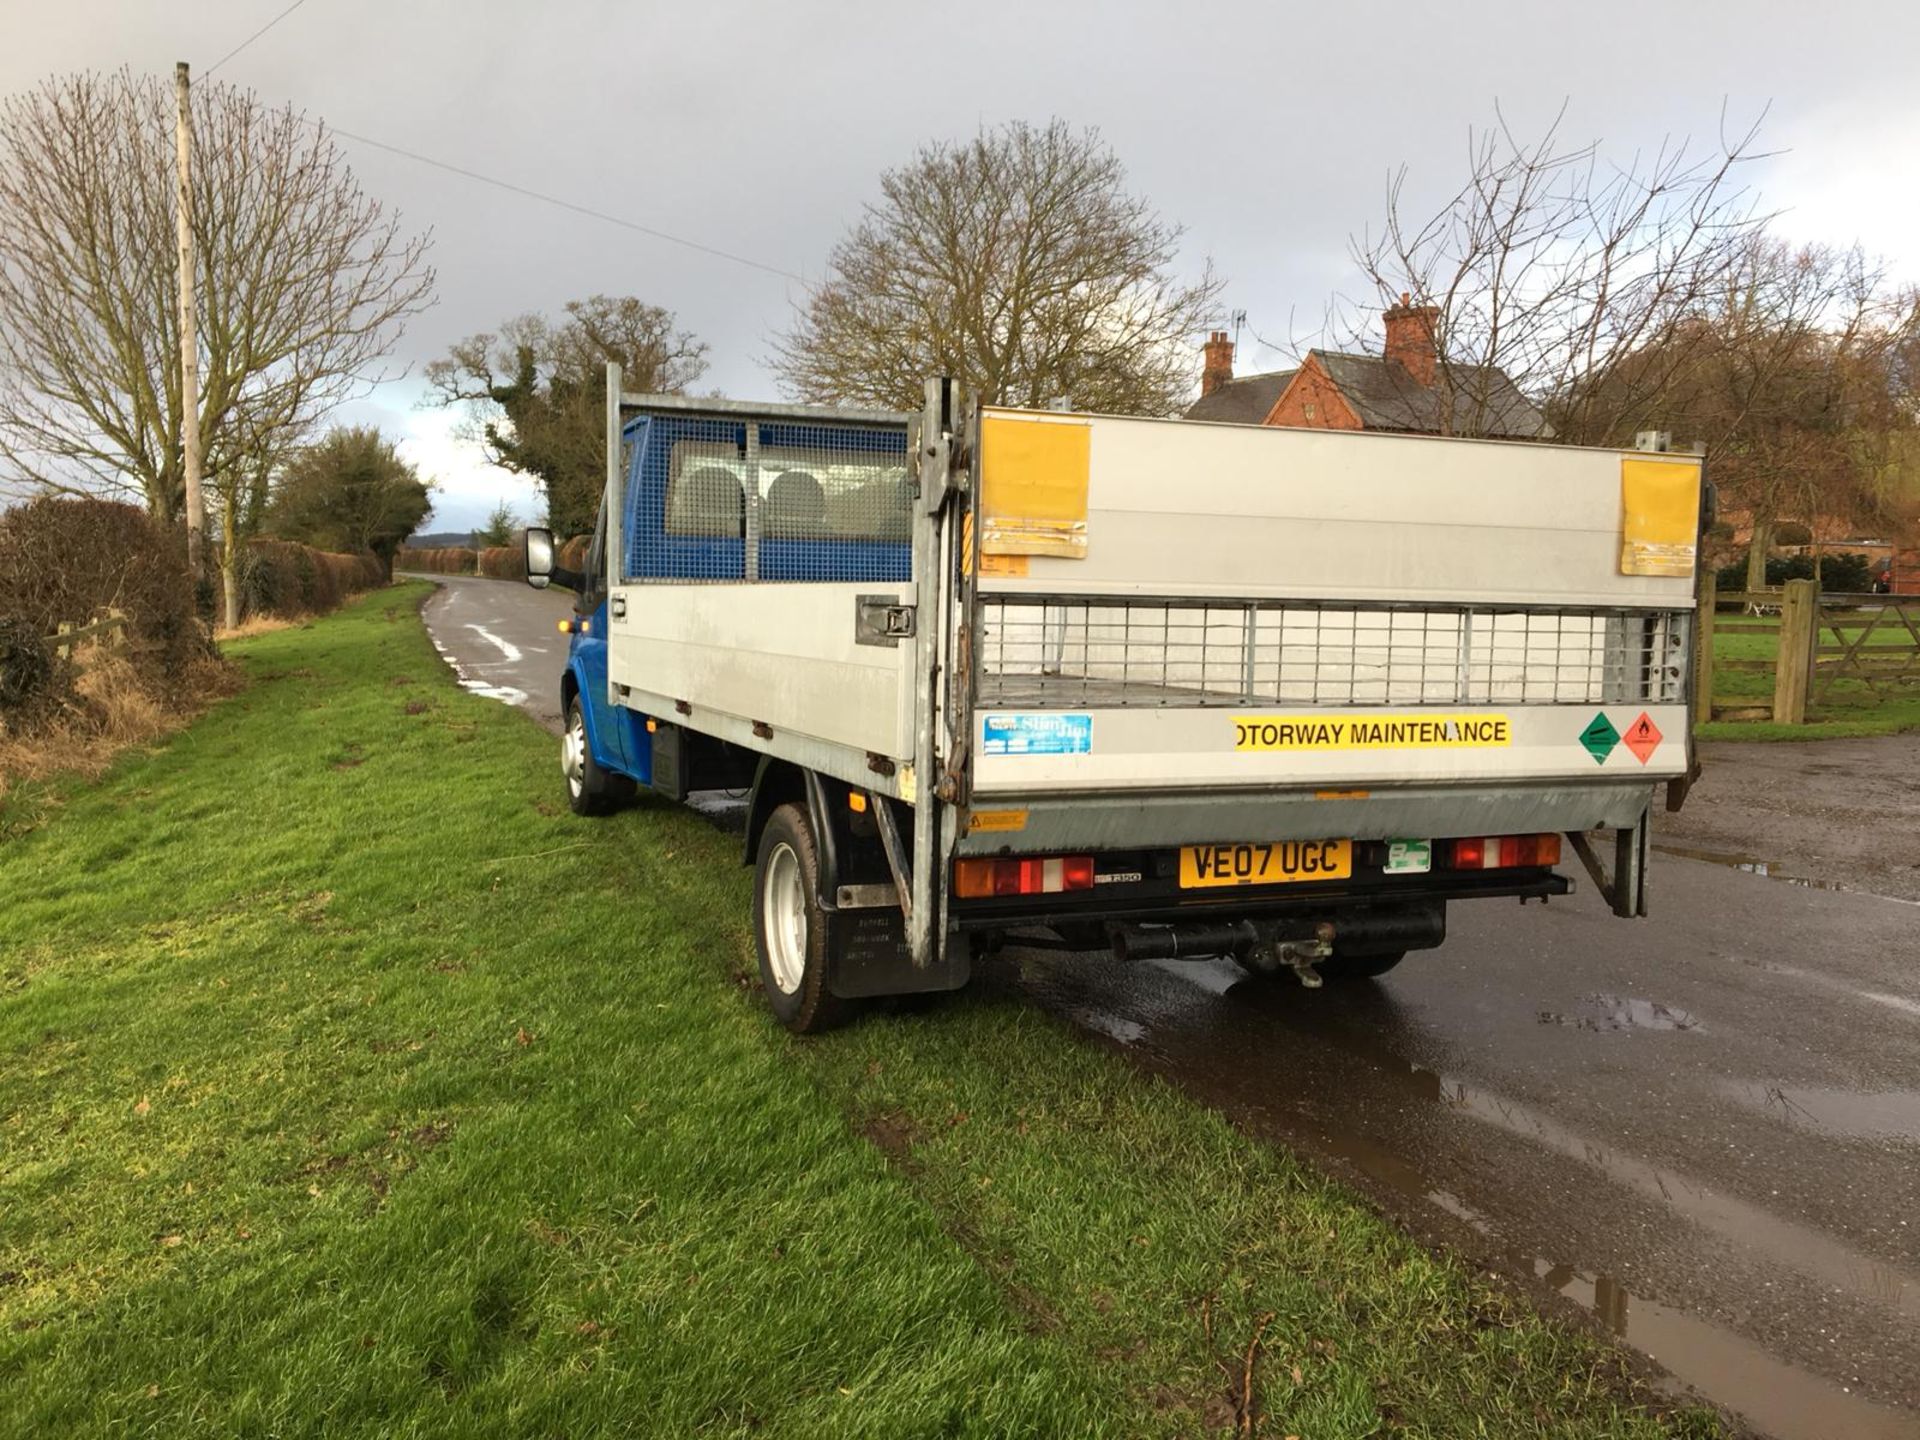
1185, 297, 1552, 440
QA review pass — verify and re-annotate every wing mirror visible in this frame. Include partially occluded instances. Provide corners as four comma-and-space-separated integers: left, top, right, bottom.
524, 527, 555, 589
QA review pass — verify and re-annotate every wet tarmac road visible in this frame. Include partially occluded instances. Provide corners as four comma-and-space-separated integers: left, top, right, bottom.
409, 572, 576, 734
411, 573, 1920, 1439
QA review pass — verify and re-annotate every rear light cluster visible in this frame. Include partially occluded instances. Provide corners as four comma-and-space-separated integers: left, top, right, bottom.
953, 855, 1095, 899
1445, 833, 1561, 870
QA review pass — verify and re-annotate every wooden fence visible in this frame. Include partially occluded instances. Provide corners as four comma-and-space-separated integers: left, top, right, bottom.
1699, 574, 1920, 724
45, 609, 128, 660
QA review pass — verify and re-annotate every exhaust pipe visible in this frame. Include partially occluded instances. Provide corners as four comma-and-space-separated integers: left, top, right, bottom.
1110, 918, 1264, 962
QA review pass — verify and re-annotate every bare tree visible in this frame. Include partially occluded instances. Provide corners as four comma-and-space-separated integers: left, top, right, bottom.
774, 120, 1222, 416
1336, 105, 1771, 441
1687, 244, 1915, 587
0, 69, 435, 625
427, 295, 706, 538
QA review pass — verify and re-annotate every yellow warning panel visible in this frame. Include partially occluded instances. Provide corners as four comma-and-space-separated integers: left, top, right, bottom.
980, 414, 1091, 558
1620, 457, 1699, 578
967, 808, 1029, 834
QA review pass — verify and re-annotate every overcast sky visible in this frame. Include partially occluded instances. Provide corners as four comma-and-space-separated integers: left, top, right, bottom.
6, 0, 1917, 531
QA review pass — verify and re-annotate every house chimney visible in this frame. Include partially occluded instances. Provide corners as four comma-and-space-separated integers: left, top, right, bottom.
1382, 292, 1440, 387
1201, 330, 1235, 397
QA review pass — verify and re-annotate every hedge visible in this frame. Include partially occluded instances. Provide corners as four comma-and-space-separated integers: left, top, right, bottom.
0, 497, 207, 733
238, 539, 385, 620
394, 545, 477, 575
395, 534, 588, 582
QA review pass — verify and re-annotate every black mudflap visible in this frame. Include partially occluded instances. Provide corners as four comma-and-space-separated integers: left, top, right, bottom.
829, 909, 971, 999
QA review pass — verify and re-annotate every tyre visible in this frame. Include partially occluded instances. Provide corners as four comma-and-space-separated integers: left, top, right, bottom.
562, 695, 634, 816
752, 803, 854, 1034
1317, 949, 1407, 981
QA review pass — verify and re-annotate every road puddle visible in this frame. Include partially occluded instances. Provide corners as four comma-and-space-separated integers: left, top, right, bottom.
1307, 1086, 1920, 1437
1346, 1059, 1917, 1324
1067, 1007, 1149, 1045
1531, 1259, 1920, 1440
1656, 843, 1920, 906
1007, 952, 1920, 1439
1537, 993, 1701, 1031
1723, 1081, 1920, 1144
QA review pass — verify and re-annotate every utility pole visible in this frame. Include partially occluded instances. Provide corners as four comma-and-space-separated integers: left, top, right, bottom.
174, 61, 205, 582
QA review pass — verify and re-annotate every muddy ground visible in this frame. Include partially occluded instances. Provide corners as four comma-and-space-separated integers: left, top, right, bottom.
1656, 736, 1920, 902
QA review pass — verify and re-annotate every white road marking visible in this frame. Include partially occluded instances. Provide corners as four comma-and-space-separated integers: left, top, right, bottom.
464, 624, 522, 665
460, 678, 528, 705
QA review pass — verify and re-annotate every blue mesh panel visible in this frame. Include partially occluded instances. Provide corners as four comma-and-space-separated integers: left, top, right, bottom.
621, 408, 911, 583
624, 414, 747, 581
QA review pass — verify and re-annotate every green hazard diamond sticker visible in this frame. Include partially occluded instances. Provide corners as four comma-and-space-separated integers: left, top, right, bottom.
1579, 712, 1620, 765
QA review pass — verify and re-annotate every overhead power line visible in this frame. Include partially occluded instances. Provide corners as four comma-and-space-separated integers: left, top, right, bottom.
205, 0, 814, 287
316, 121, 814, 287
205, 0, 314, 77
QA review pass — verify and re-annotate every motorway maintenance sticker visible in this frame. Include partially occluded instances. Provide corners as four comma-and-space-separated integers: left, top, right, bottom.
1578, 712, 1621, 765
982, 713, 1093, 756
1233, 714, 1510, 752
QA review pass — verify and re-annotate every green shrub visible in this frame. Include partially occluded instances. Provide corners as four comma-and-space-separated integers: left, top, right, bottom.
1715, 551, 1876, 593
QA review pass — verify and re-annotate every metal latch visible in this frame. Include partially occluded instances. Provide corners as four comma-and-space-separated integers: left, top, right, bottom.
610, 595, 627, 618
855, 594, 916, 647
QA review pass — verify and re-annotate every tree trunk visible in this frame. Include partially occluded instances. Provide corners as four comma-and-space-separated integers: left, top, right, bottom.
221, 549, 241, 631
1745, 516, 1774, 594
221, 487, 244, 630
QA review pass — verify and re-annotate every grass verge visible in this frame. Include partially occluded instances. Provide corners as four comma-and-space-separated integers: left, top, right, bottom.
0, 585, 1720, 1438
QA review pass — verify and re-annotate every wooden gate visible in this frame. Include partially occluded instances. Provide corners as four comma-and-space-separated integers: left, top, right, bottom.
1813, 596, 1920, 703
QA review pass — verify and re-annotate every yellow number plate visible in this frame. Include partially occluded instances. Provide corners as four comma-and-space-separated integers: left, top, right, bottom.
1178, 840, 1352, 889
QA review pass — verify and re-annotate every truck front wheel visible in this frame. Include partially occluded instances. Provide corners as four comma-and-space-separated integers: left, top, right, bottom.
562, 695, 634, 816
753, 803, 854, 1034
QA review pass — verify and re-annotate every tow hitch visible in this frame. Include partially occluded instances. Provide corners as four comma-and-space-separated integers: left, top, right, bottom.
1244, 931, 1335, 988
1106, 904, 1445, 983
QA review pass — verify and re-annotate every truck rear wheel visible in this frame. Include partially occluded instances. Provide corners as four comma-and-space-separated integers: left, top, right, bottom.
753, 803, 854, 1034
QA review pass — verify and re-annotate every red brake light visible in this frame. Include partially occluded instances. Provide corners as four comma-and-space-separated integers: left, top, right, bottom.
1446, 834, 1561, 870
954, 855, 1096, 899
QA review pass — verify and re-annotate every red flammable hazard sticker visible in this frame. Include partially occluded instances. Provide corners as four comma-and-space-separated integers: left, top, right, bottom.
1624, 712, 1663, 764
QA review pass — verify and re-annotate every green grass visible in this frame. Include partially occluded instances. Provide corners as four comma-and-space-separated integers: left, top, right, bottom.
1699, 610, 1920, 741
0, 585, 1720, 1439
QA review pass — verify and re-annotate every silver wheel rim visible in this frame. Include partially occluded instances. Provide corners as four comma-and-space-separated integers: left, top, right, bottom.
562, 711, 586, 797
763, 841, 807, 995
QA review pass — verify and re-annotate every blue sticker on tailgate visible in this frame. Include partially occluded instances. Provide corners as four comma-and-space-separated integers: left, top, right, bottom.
982, 713, 1093, 756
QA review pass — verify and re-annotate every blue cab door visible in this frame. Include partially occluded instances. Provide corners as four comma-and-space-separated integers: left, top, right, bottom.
571, 505, 633, 775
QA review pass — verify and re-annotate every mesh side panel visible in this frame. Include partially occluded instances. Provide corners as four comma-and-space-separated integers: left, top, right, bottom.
756, 422, 911, 582
625, 415, 746, 581
978, 597, 1689, 708
621, 413, 910, 583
